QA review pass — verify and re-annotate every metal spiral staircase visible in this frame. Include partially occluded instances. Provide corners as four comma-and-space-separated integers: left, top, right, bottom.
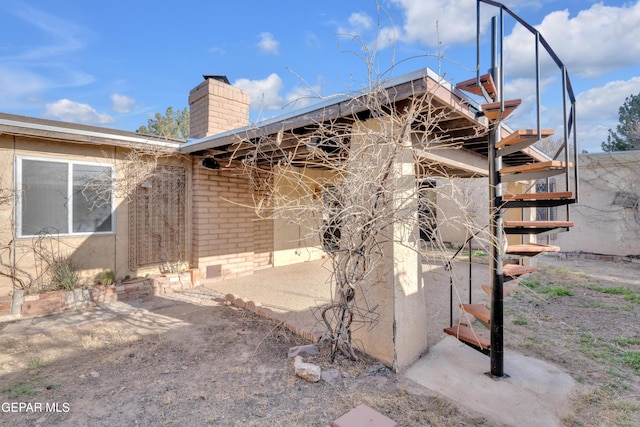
443, 0, 579, 377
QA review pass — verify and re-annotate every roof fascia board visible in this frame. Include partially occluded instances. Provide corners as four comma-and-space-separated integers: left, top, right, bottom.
0, 117, 181, 149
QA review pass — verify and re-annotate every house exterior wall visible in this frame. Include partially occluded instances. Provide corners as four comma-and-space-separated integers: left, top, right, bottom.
0, 133, 191, 297
554, 151, 640, 257
254, 217, 274, 269
345, 117, 427, 370
191, 160, 256, 279
435, 179, 533, 250
435, 177, 489, 248
272, 165, 330, 267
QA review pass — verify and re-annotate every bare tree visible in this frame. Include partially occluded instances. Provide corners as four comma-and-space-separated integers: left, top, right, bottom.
232, 59, 492, 362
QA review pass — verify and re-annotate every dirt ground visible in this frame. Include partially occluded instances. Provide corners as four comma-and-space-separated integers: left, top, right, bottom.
0, 255, 638, 427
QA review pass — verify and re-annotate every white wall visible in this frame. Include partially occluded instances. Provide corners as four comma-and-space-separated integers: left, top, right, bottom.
554, 151, 640, 257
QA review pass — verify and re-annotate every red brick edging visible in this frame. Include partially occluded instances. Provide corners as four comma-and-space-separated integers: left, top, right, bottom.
0, 270, 201, 321
224, 293, 322, 344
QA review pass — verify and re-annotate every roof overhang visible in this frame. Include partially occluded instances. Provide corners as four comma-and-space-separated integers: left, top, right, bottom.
0, 113, 182, 150
180, 68, 549, 177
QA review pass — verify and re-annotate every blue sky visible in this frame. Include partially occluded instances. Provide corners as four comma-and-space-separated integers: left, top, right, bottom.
1, 0, 639, 153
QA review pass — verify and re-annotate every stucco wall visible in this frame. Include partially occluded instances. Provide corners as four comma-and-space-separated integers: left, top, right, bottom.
0, 134, 191, 297
435, 178, 534, 249
272, 165, 332, 267
435, 177, 489, 248
554, 151, 640, 257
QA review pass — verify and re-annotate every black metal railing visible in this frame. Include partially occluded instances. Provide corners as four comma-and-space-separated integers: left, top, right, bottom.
447, 231, 482, 327
477, 0, 579, 206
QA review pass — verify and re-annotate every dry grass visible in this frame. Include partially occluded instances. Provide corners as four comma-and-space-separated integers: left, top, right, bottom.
505, 257, 640, 427
1, 256, 637, 426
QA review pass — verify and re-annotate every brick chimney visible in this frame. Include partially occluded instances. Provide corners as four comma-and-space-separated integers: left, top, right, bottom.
188, 75, 250, 139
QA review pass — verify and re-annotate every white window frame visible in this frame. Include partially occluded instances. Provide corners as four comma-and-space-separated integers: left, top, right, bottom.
15, 156, 116, 238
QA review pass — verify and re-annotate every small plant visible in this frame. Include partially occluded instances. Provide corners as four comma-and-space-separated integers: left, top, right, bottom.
50, 256, 79, 291
2, 381, 38, 398
461, 249, 487, 257
585, 301, 619, 311
513, 315, 528, 326
540, 285, 574, 297
100, 269, 116, 286
615, 337, 640, 346
590, 285, 626, 295
589, 285, 640, 304
26, 358, 48, 370
520, 277, 540, 289
621, 350, 640, 373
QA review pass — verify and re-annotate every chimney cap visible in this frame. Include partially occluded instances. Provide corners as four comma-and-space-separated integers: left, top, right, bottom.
203, 74, 230, 84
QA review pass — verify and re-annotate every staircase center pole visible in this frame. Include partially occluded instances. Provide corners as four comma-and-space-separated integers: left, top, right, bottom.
488, 15, 506, 378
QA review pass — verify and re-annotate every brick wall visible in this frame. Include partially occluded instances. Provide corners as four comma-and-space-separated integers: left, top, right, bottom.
254, 217, 274, 268
188, 76, 250, 139
191, 160, 273, 279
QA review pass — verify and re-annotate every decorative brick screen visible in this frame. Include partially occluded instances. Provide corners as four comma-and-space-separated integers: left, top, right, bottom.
129, 165, 186, 271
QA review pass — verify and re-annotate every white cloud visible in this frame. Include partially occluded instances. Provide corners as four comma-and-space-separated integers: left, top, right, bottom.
575, 77, 640, 152
305, 32, 323, 49
234, 73, 284, 111
336, 11, 376, 39
385, 1, 640, 80
257, 32, 279, 55
0, 66, 45, 102
0, 4, 95, 113
6, 4, 88, 61
577, 77, 640, 123
501, 76, 556, 122
503, 2, 640, 78
45, 99, 114, 125
284, 84, 323, 110
349, 12, 374, 31
233, 74, 324, 114
371, 25, 402, 51
388, 0, 478, 47
111, 94, 136, 113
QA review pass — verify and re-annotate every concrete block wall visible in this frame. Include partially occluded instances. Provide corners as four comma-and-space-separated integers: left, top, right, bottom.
188, 76, 250, 138
191, 160, 274, 280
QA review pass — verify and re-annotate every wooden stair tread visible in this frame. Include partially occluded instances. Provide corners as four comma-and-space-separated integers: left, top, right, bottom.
504, 220, 575, 228
482, 99, 521, 121
506, 243, 560, 256
496, 128, 554, 149
444, 324, 491, 350
456, 73, 497, 99
504, 191, 573, 201
481, 283, 516, 298
460, 303, 490, 324
503, 264, 536, 277
501, 161, 570, 175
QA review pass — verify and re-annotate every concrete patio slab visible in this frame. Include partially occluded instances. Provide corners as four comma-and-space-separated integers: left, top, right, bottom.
404, 336, 575, 427
206, 258, 574, 426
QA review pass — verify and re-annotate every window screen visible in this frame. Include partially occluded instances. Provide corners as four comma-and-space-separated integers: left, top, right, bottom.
19, 158, 114, 237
